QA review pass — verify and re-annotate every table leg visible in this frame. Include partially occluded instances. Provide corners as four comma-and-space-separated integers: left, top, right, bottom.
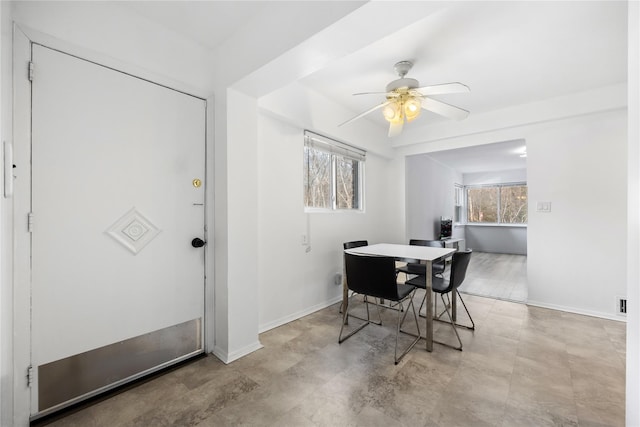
452, 288, 457, 322
426, 260, 433, 352
452, 243, 459, 323
341, 255, 350, 324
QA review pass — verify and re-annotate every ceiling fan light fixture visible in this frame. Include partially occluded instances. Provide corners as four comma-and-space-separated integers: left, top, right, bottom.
404, 97, 422, 122
340, 60, 470, 137
383, 101, 402, 123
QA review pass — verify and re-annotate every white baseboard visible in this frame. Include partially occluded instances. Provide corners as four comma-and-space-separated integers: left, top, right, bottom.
210, 340, 264, 364
259, 296, 342, 333
526, 299, 627, 322
210, 297, 342, 363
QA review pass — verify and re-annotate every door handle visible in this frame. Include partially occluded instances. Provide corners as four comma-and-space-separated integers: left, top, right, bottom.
191, 238, 206, 248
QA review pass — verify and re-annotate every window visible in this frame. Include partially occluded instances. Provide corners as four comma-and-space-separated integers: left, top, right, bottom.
304, 131, 364, 211
466, 183, 527, 224
454, 184, 464, 223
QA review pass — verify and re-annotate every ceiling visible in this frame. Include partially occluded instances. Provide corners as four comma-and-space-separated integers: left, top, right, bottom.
299, 1, 627, 127
117, 1, 627, 171
423, 139, 527, 174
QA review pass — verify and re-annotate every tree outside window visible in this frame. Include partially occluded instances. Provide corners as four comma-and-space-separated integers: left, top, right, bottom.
304, 132, 364, 211
303, 146, 331, 209
500, 185, 528, 223
466, 184, 527, 224
335, 157, 359, 209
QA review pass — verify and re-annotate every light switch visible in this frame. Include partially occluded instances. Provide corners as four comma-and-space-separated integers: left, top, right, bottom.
536, 201, 551, 212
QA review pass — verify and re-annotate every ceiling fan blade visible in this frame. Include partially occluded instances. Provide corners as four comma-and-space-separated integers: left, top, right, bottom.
352, 91, 389, 96
422, 97, 470, 120
415, 82, 470, 96
339, 101, 390, 127
388, 120, 404, 138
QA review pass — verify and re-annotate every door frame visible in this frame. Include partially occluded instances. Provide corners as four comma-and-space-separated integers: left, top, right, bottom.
10, 25, 216, 425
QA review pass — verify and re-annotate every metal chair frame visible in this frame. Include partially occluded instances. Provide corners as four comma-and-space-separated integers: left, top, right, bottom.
339, 253, 421, 364
403, 250, 475, 351
396, 239, 447, 281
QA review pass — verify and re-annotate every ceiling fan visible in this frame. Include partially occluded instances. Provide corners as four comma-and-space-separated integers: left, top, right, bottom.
339, 60, 470, 137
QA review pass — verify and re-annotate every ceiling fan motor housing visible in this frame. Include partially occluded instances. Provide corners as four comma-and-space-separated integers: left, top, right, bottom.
386, 77, 419, 92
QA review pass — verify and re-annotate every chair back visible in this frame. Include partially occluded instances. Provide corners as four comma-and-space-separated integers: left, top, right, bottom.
409, 239, 445, 248
343, 240, 368, 250
408, 240, 446, 268
344, 253, 400, 301
447, 249, 473, 292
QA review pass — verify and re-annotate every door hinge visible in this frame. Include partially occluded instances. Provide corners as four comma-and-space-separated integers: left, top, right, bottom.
27, 365, 33, 387
28, 212, 34, 232
28, 61, 34, 82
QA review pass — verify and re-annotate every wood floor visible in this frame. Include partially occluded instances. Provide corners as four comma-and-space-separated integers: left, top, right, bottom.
36, 262, 625, 426
458, 251, 528, 303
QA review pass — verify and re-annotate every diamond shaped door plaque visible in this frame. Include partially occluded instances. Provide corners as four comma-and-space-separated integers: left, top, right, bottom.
106, 208, 161, 254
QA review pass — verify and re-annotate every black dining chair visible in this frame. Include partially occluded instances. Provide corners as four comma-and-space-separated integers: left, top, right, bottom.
405, 249, 474, 351
342, 240, 398, 311
396, 239, 447, 280
339, 253, 421, 364
341, 240, 369, 314
343, 240, 368, 250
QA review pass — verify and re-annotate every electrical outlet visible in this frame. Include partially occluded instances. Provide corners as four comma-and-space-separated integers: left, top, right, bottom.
334, 273, 342, 285
617, 297, 627, 315
301, 234, 308, 245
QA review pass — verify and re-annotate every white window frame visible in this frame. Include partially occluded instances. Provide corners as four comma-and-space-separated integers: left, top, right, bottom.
454, 183, 464, 224
303, 131, 365, 212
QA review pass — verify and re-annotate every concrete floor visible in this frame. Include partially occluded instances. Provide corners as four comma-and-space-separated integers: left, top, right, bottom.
38, 290, 625, 426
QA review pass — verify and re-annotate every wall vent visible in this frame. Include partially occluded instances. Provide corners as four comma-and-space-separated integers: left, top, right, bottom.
617, 296, 627, 316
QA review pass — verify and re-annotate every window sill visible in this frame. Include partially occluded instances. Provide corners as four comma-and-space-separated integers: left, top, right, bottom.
461, 223, 527, 228
304, 208, 365, 214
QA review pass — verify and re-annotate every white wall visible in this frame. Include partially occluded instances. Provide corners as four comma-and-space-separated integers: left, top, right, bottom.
214, 89, 262, 360
405, 155, 462, 241
527, 110, 627, 319
463, 168, 527, 185
256, 112, 403, 331
464, 226, 527, 255
11, 2, 213, 95
627, 2, 639, 424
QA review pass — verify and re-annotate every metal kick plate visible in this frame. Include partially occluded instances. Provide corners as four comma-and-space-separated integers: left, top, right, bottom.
38, 318, 202, 413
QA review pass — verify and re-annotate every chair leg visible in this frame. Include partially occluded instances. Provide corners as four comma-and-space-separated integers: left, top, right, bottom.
432, 294, 463, 351
434, 293, 450, 320
456, 290, 475, 330
395, 290, 421, 364
400, 288, 423, 325
344, 294, 383, 326
339, 293, 386, 344
433, 291, 475, 330
339, 293, 371, 343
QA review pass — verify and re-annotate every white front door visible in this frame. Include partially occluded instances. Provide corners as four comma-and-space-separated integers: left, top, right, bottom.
30, 44, 207, 416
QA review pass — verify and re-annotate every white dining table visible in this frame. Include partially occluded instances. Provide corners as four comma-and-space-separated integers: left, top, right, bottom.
343, 243, 456, 352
